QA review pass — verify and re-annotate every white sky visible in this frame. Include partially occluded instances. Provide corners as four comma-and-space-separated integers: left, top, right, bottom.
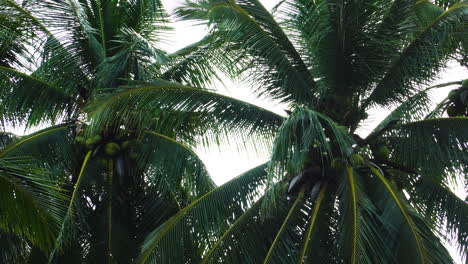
3, 0, 466, 262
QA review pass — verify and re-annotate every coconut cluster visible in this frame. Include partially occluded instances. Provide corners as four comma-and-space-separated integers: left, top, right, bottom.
446, 80, 468, 117
75, 134, 142, 159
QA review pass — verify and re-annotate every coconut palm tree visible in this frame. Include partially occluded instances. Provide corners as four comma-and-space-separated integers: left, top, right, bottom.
0, 0, 256, 262
89, 0, 468, 263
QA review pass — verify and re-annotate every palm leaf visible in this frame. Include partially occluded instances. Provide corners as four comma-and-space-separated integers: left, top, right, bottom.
0, 66, 77, 126
0, 123, 76, 178
363, 2, 468, 107
383, 117, 468, 177
298, 182, 329, 263
404, 171, 468, 258
87, 82, 283, 148
368, 165, 455, 263
177, 0, 316, 104
263, 190, 306, 264
142, 131, 215, 201
0, 157, 67, 252
265, 106, 354, 209
49, 150, 93, 262
137, 164, 268, 264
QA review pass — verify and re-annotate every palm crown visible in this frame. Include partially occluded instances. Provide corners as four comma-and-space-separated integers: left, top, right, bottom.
86, 0, 467, 263
1, 0, 467, 263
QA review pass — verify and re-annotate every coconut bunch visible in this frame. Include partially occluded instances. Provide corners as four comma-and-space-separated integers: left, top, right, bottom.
75, 133, 142, 159
287, 144, 387, 194
446, 79, 468, 117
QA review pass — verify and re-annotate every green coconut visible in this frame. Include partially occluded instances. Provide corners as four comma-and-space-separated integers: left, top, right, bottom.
460, 90, 468, 106
462, 79, 468, 89
121, 140, 131, 150
446, 105, 458, 117
129, 152, 140, 160
105, 142, 121, 156
374, 146, 391, 160
85, 138, 96, 149
361, 112, 369, 120
447, 103, 465, 117
330, 158, 344, 170
96, 158, 108, 167
91, 135, 102, 144
351, 154, 365, 166
75, 136, 85, 143
448, 90, 459, 102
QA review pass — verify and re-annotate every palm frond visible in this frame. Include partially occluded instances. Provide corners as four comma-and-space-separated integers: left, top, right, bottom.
141, 131, 215, 202
298, 182, 329, 263
87, 82, 284, 148
371, 81, 463, 133
363, 2, 468, 107
160, 33, 227, 88
95, 26, 169, 88
383, 117, 468, 177
263, 190, 306, 264
337, 167, 390, 264
177, 0, 316, 104
404, 171, 468, 258
265, 106, 354, 208
368, 165, 454, 263
49, 150, 93, 262
0, 157, 67, 252
137, 164, 268, 264
0, 66, 77, 127
0, 123, 76, 178
0, 232, 29, 263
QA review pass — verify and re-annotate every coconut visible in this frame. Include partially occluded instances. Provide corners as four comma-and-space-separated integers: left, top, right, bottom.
460, 90, 468, 106
448, 90, 459, 102
462, 79, 468, 89
361, 112, 369, 120
91, 135, 102, 144
121, 140, 131, 150
375, 146, 391, 160
105, 142, 121, 156
330, 159, 344, 170
75, 136, 85, 143
85, 138, 96, 149
351, 154, 365, 166
446, 105, 458, 117
96, 158, 108, 167
129, 152, 140, 160
447, 103, 465, 117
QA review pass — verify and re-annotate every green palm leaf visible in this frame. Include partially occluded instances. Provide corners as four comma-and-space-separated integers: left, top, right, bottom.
137, 164, 268, 263
87, 81, 284, 147
265, 106, 354, 208
177, 0, 316, 104
0, 157, 67, 252
405, 171, 468, 258
363, 2, 468, 107
384, 117, 468, 176
368, 165, 454, 264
